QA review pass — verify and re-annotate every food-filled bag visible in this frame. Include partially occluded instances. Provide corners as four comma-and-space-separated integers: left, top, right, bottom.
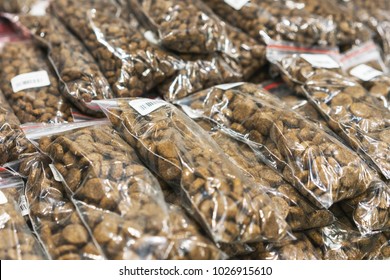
51, 0, 179, 98
191, 119, 334, 231
0, 0, 37, 13
129, 0, 228, 54
176, 83, 382, 210
22, 154, 105, 260
17, 15, 113, 115
99, 98, 290, 245
0, 40, 73, 124
204, 0, 337, 46
0, 169, 48, 259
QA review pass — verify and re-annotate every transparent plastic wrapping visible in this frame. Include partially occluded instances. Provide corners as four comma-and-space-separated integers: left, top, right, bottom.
130, 0, 227, 54
23, 155, 105, 260
192, 120, 334, 231
0, 170, 47, 260
159, 54, 242, 102
101, 99, 290, 244
302, 71, 390, 180
338, 181, 390, 235
177, 83, 382, 209
265, 42, 341, 95
166, 204, 225, 260
51, 0, 179, 98
340, 41, 390, 110
25, 122, 181, 260
247, 233, 321, 260
0, 41, 73, 124
367, 231, 390, 260
18, 15, 113, 115
307, 205, 382, 260
204, 0, 337, 46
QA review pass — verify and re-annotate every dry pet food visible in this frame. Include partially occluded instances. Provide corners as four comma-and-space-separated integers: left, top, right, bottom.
177, 83, 382, 209
204, 0, 337, 46
102, 99, 290, 244
0, 171, 47, 260
25, 156, 104, 260
130, 0, 227, 54
0, 41, 73, 124
18, 15, 113, 115
51, 0, 179, 98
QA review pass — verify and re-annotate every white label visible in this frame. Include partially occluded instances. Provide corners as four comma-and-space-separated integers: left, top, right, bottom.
19, 195, 29, 216
349, 64, 383, 82
180, 105, 203, 119
11, 70, 51, 93
49, 164, 63, 182
224, 0, 249, 10
0, 191, 7, 205
129, 99, 168, 116
301, 54, 339, 69
29, 0, 49, 16
144, 31, 159, 45
215, 82, 244, 91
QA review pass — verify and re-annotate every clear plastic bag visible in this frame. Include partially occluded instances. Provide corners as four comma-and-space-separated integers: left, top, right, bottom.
191, 120, 334, 231
130, 0, 228, 54
302, 70, 390, 180
23, 155, 105, 260
0, 170, 47, 260
100, 98, 290, 245
51, 0, 179, 98
247, 233, 322, 260
0, 0, 36, 13
24, 121, 180, 259
176, 83, 382, 209
204, 0, 337, 47
18, 15, 113, 115
367, 231, 390, 260
0, 40, 73, 124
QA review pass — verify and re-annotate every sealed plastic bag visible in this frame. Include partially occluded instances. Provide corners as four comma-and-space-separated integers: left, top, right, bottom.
0, 40, 73, 124
18, 15, 113, 115
23, 155, 105, 260
130, 0, 227, 54
0, 170, 47, 260
51, 0, 179, 98
247, 233, 321, 260
204, 0, 337, 46
191, 120, 334, 231
177, 83, 382, 209
25, 121, 177, 259
100, 98, 290, 244
302, 70, 390, 180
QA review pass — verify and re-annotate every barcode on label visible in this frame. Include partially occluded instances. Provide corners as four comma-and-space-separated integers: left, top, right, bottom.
129, 99, 168, 116
301, 54, 339, 69
350, 64, 383, 81
0, 190, 7, 205
224, 0, 249, 10
11, 70, 51, 93
19, 195, 29, 216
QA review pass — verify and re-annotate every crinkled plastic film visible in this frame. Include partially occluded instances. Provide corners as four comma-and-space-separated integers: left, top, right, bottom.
0, 41, 73, 124
302, 71, 390, 180
18, 15, 113, 115
159, 54, 242, 102
23, 155, 105, 260
247, 233, 321, 260
0, 170, 47, 260
204, 0, 337, 46
130, 0, 228, 54
51, 0, 179, 98
29, 123, 179, 260
367, 231, 390, 260
191, 120, 334, 231
177, 83, 381, 209
166, 204, 225, 260
102, 99, 290, 244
